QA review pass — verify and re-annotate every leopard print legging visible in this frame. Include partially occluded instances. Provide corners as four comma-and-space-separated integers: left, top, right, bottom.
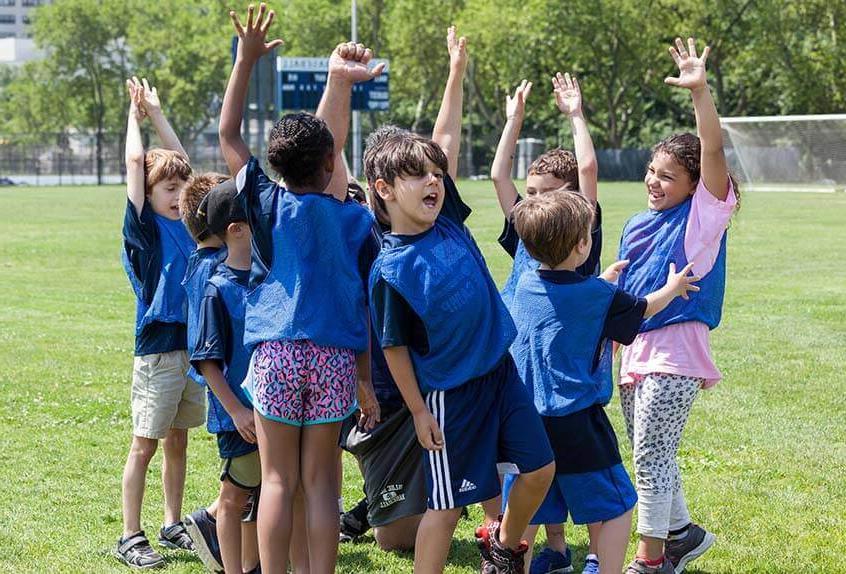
620, 373, 701, 539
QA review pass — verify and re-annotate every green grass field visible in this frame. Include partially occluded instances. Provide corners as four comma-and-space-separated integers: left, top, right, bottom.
1, 181, 845, 573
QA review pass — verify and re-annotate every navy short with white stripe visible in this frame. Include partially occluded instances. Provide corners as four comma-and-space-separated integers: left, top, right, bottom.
423, 354, 553, 510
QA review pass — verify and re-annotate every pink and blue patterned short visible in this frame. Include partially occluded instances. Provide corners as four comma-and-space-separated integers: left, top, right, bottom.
249, 339, 357, 426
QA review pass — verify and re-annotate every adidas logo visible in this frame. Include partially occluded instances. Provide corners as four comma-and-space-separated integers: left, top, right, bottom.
459, 479, 476, 493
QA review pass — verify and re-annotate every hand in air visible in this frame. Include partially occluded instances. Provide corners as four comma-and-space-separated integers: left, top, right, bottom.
126, 77, 146, 121
413, 410, 444, 451
600, 259, 629, 283
666, 262, 701, 300
665, 37, 710, 91
230, 3, 284, 63
329, 42, 385, 84
506, 79, 532, 121
447, 25, 468, 75
552, 72, 583, 117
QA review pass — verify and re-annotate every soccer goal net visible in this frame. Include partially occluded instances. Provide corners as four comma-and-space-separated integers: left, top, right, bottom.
720, 114, 846, 192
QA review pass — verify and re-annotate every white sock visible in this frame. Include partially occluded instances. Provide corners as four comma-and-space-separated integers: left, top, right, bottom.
338, 496, 345, 514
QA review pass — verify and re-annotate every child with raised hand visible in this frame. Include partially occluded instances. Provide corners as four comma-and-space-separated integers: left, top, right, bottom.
218, 4, 383, 573
502, 189, 699, 574
492, 73, 608, 574
618, 37, 738, 574
493, 72, 603, 311
191, 183, 259, 574
117, 77, 205, 569
339, 25, 471, 551
367, 91, 555, 574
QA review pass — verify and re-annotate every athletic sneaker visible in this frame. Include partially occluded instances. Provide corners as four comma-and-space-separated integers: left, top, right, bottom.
158, 521, 195, 551
529, 547, 574, 574
479, 525, 528, 574
115, 531, 165, 569
184, 508, 223, 573
665, 523, 716, 573
582, 553, 600, 574
339, 498, 371, 542
624, 558, 674, 574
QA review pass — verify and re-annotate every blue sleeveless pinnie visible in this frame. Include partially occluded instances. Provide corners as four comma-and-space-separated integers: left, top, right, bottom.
122, 215, 196, 334
244, 190, 374, 352
500, 239, 537, 309
618, 198, 726, 332
205, 270, 253, 434
370, 217, 517, 392
182, 247, 227, 385
510, 272, 615, 417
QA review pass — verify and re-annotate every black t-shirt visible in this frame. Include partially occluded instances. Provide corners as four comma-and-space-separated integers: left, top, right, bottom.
499, 196, 603, 277
370, 174, 472, 355
122, 199, 187, 355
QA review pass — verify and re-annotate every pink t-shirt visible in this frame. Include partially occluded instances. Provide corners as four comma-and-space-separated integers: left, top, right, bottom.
619, 179, 737, 389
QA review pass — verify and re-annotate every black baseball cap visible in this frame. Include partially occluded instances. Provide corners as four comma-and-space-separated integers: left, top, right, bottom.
197, 180, 247, 236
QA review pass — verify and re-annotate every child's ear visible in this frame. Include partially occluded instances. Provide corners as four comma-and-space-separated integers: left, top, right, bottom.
374, 178, 394, 201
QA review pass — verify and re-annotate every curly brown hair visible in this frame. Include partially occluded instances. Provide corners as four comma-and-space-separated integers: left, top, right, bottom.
528, 149, 579, 191
179, 172, 230, 241
652, 132, 740, 210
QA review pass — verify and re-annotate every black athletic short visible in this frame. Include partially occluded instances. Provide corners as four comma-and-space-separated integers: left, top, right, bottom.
341, 406, 427, 527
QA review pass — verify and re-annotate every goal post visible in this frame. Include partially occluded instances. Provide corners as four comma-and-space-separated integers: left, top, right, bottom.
720, 114, 846, 193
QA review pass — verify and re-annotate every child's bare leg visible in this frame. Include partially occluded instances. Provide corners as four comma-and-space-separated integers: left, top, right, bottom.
289, 488, 310, 574
521, 524, 541, 574
500, 462, 554, 548
240, 520, 259, 573
301, 422, 344, 574
587, 521, 601, 555
481, 496, 502, 525
217, 479, 250, 574
373, 513, 422, 551
121, 435, 158, 537
637, 535, 665, 562
206, 497, 219, 518
598, 509, 633, 574
255, 415, 301, 573
544, 522, 567, 553
162, 428, 188, 525
414, 508, 463, 574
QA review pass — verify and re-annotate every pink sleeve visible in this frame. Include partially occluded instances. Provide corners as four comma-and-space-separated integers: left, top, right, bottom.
684, 178, 737, 276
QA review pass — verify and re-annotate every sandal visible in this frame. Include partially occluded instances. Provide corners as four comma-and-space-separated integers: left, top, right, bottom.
158, 521, 195, 551
115, 531, 165, 569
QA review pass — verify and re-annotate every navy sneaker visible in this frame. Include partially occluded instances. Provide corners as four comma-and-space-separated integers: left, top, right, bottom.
530, 547, 574, 574
339, 498, 371, 542
183, 509, 223, 573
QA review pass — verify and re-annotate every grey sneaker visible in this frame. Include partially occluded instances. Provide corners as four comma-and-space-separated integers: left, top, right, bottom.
158, 521, 195, 551
625, 558, 675, 574
115, 531, 165, 569
665, 524, 716, 573
581, 553, 599, 574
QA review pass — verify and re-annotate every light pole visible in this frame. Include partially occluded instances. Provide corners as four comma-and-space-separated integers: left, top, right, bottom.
351, 0, 361, 179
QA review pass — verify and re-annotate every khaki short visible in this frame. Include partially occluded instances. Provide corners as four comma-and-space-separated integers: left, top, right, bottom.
131, 350, 206, 439
220, 449, 262, 491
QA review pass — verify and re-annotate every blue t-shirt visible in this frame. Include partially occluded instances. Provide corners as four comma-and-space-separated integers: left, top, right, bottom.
190, 265, 251, 370
122, 199, 187, 355
499, 197, 603, 277
370, 174, 472, 356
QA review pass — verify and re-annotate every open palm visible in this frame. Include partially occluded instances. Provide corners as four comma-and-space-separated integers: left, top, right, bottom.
665, 37, 710, 91
553, 72, 582, 117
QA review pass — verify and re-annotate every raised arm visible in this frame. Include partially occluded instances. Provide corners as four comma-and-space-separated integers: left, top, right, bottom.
134, 77, 188, 159
491, 80, 531, 216
125, 79, 147, 216
219, 3, 284, 176
317, 42, 385, 200
665, 37, 729, 199
431, 26, 468, 179
553, 72, 597, 205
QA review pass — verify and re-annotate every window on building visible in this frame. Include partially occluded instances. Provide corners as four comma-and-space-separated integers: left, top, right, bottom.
23, 0, 45, 7
0, 0, 16, 7
0, 15, 17, 24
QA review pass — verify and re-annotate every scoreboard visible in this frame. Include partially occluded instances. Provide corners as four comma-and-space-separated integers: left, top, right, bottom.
277, 57, 390, 112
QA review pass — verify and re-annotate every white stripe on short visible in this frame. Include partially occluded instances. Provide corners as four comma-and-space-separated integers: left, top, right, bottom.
426, 390, 455, 510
